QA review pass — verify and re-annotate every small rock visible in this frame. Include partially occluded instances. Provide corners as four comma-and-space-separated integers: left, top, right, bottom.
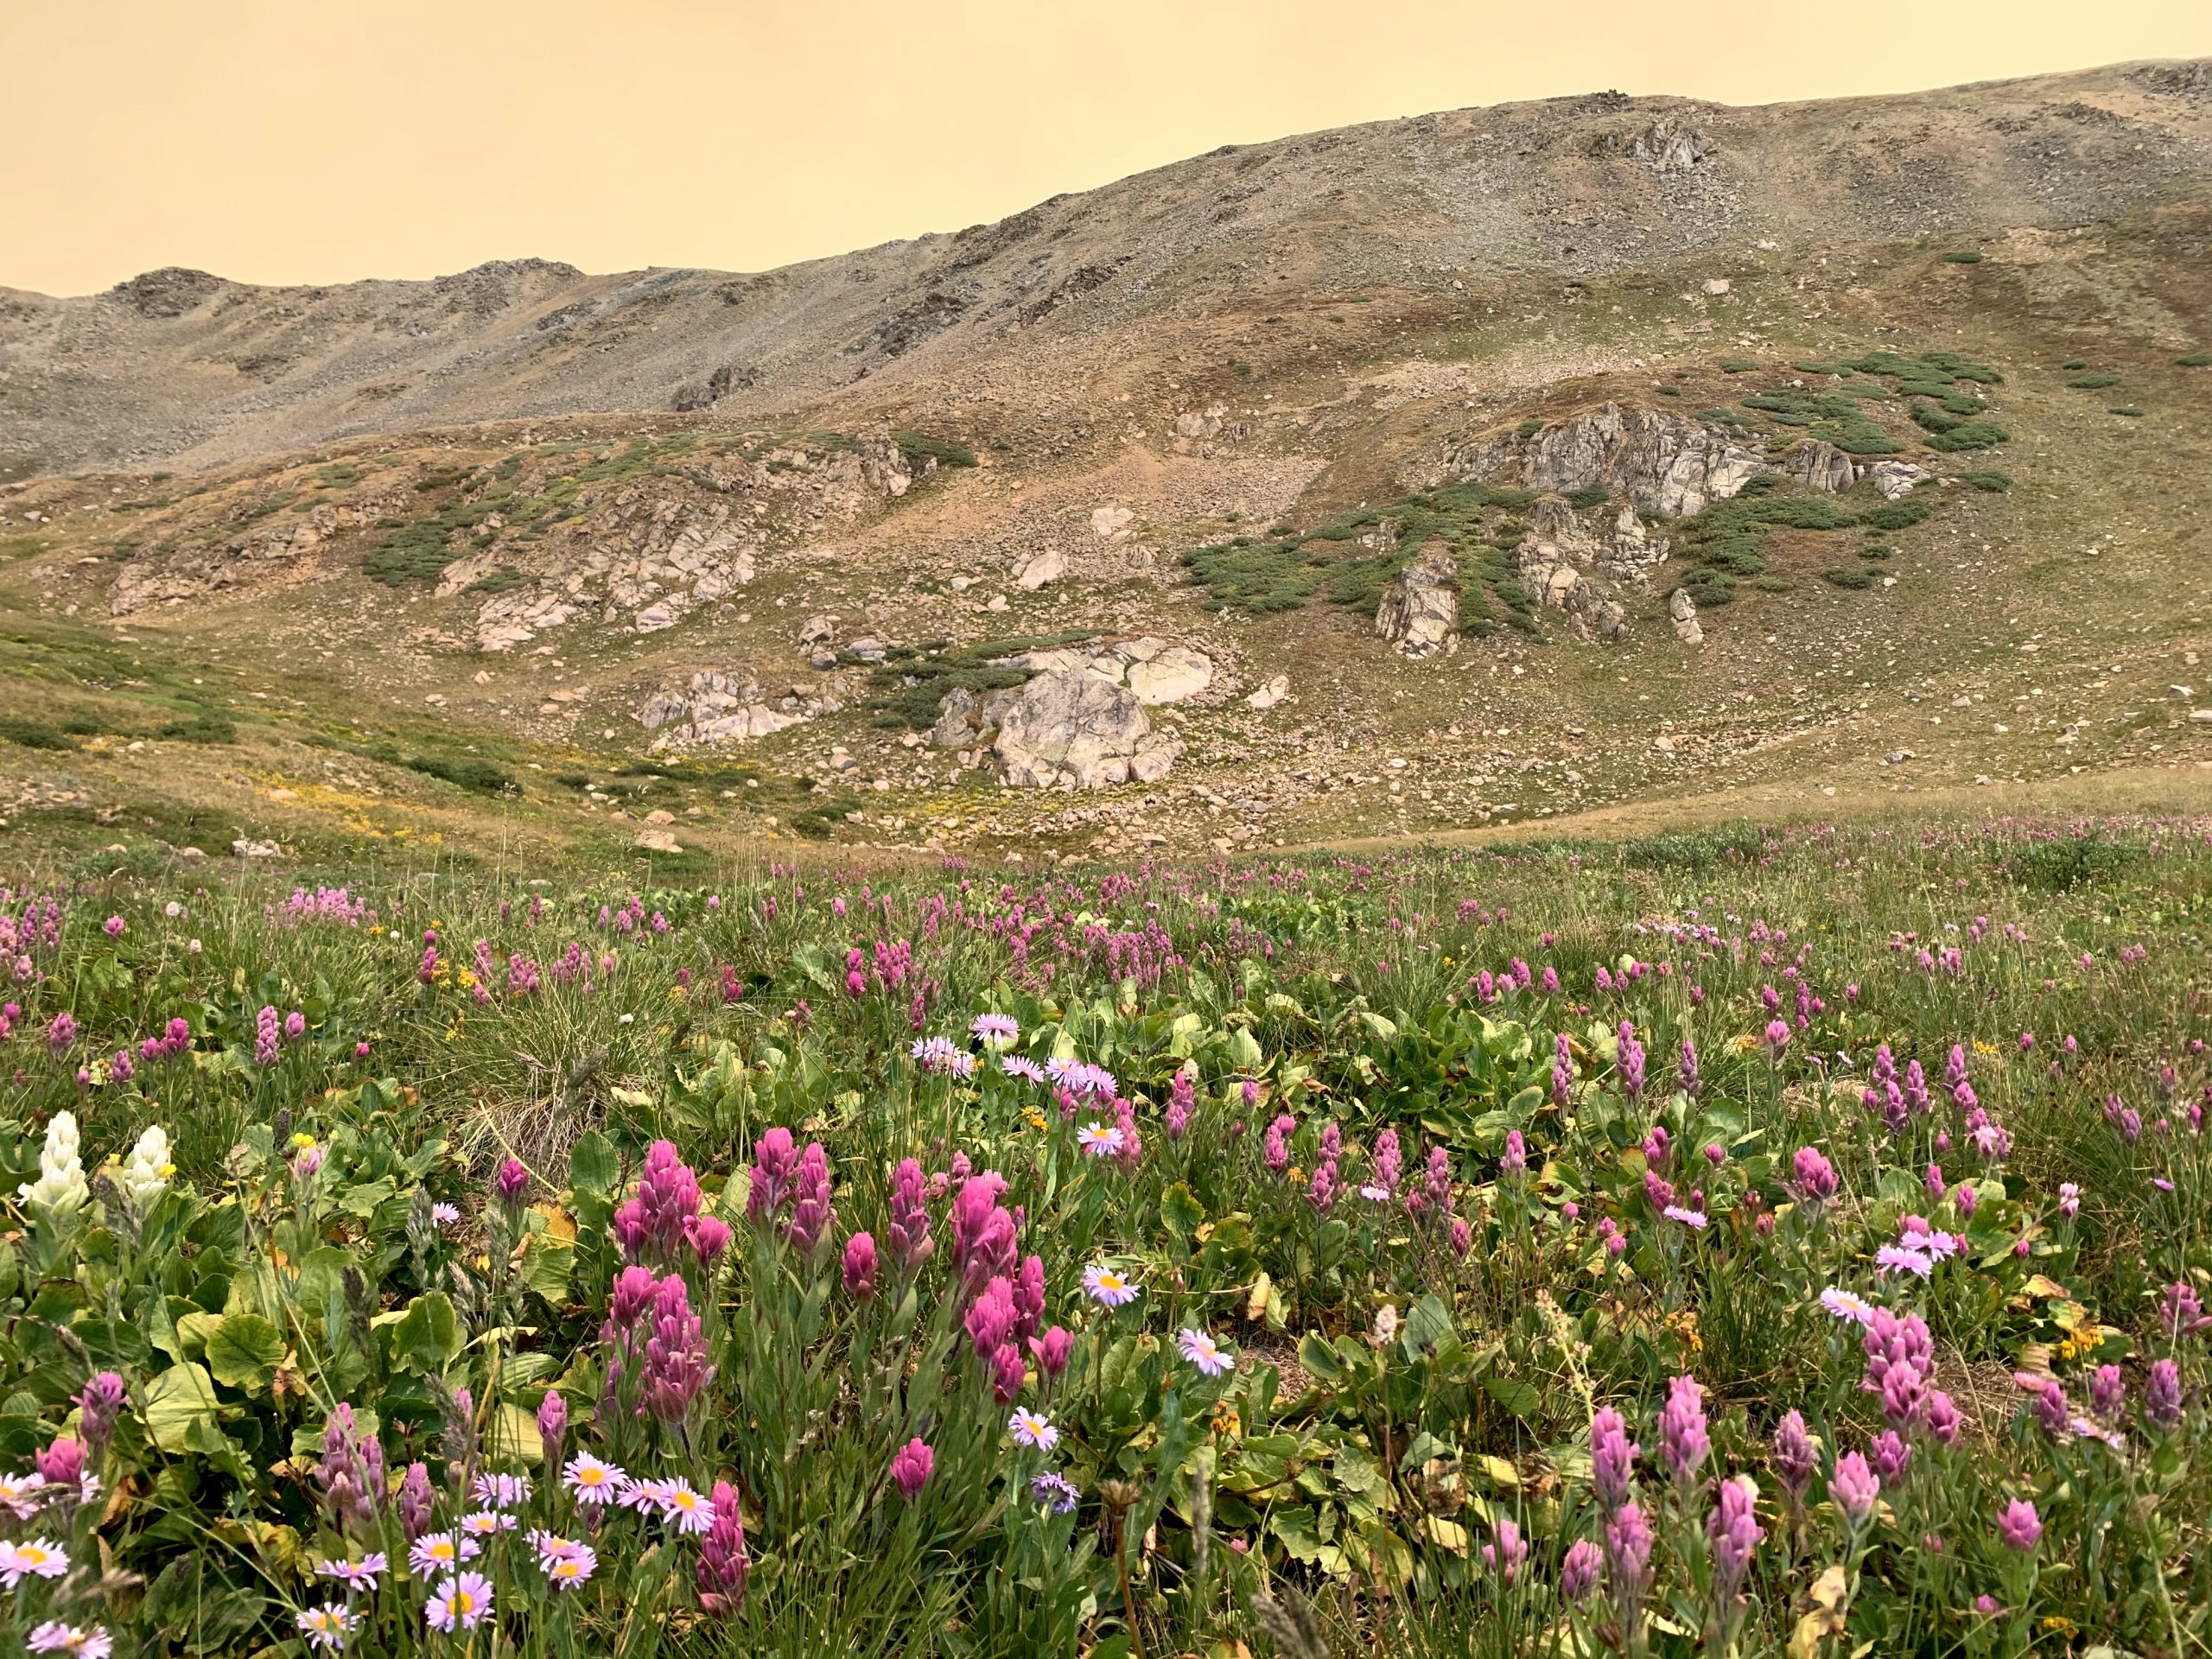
1669, 587, 1704, 646
634, 829, 683, 853
1246, 674, 1291, 709
1013, 549, 1068, 591
1701, 277, 1732, 296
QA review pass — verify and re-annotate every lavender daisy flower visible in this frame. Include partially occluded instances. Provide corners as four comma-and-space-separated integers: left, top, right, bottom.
472, 1471, 532, 1509
658, 1478, 715, 1535
1176, 1327, 1236, 1377
971, 1014, 1020, 1048
296, 1605, 355, 1651
1008, 1408, 1059, 1451
563, 1452, 626, 1505
407, 1532, 480, 1576
425, 1572, 494, 1633
1820, 1288, 1876, 1325
1031, 1471, 1081, 1515
1076, 1122, 1126, 1159
1083, 1263, 1141, 1306
315, 1552, 389, 1591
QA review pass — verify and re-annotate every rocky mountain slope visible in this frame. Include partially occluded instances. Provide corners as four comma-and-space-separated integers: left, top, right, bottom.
0, 60, 2209, 868
3, 60, 2209, 480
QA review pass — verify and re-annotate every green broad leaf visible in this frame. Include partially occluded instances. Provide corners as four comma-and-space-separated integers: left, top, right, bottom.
1402, 1292, 1454, 1354
385, 1291, 462, 1376
206, 1314, 286, 1393
1484, 1373, 1541, 1420
486, 1401, 543, 1465
290, 1246, 351, 1325
1297, 1331, 1347, 1387
1225, 1026, 1264, 1073
1355, 1010, 1397, 1041
1160, 1182, 1206, 1250
143, 1362, 222, 1454
520, 1234, 575, 1305
175, 1309, 225, 1363
568, 1130, 620, 1201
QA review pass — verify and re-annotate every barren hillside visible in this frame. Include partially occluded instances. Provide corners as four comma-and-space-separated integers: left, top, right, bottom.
3, 60, 2209, 479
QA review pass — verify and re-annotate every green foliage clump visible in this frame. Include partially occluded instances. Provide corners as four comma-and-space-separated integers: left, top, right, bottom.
1961, 471, 2012, 493
1562, 487, 1610, 511
1187, 482, 1540, 633
2109, 406, 2145, 418
0, 716, 76, 751
1859, 543, 1893, 561
1718, 358, 1761, 372
2002, 833, 2144, 893
1675, 566, 1737, 607
404, 753, 515, 794
2177, 353, 2212, 368
1181, 539, 1325, 613
1923, 420, 2012, 453
1752, 496, 1859, 531
891, 431, 978, 469
464, 568, 526, 596
1739, 391, 1899, 454
1860, 498, 1933, 531
156, 714, 238, 744
858, 634, 1095, 730
1821, 566, 1875, 590
1941, 251, 1984, 264
2066, 373, 2121, 390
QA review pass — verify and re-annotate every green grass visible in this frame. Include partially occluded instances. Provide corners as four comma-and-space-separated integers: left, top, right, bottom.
1961, 471, 2012, 492
1941, 251, 1984, 264
1821, 566, 1875, 589
2177, 353, 2212, 368
2066, 373, 2122, 390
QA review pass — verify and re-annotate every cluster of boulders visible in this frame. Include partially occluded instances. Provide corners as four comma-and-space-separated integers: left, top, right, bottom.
474, 490, 760, 649
636, 667, 850, 751
110, 487, 415, 614
926, 635, 1212, 789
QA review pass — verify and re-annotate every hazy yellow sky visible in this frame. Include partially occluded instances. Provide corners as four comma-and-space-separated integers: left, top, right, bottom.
4, 0, 2207, 297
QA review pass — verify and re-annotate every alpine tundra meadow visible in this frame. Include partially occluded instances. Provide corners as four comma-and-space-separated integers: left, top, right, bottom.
0, 814, 2209, 1656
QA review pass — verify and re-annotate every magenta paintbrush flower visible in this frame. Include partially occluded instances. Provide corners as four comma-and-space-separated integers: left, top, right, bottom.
842, 1231, 879, 1299
1591, 1407, 1639, 1510
1656, 1375, 1709, 1483
891, 1438, 933, 1500
1996, 1498, 2042, 1553
1829, 1452, 1878, 1529
696, 1481, 749, 1614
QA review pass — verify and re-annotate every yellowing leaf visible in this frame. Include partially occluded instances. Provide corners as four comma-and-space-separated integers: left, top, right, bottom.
143, 1363, 221, 1454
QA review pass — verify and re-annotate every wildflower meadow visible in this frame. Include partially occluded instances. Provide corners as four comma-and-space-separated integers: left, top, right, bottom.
1, 814, 2209, 1656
